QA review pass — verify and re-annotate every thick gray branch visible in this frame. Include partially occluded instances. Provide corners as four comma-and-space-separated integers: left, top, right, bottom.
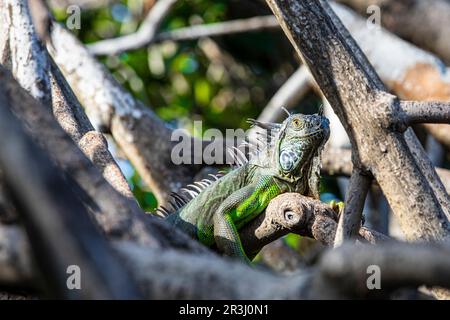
400, 101, 450, 125
331, 2, 450, 150
0, 86, 140, 299
4, 0, 51, 105
2, 223, 450, 299
265, 0, 450, 243
240, 192, 388, 256
336, 0, 450, 64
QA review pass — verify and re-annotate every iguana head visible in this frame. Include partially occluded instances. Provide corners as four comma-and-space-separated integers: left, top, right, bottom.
265, 112, 330, 197
277, 113, 330, 175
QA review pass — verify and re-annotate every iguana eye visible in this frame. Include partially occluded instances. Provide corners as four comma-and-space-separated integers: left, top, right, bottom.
292, 118, 301, 127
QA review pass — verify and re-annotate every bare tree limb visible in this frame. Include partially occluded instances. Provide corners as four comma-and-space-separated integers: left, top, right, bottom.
0, 86, 141, 299
265, 0, 450, 244
0, 2, 10, 66
155, 15, 280, 43
334, 169, 371, 247
0, 66, 205, 250
44, 18, 204, 204
331, 0, 450, 231
336, 0, 450, 64
48, 57, 134, 198
89, 13, 281, 56
88, 0, 177, 56
4, 0, 51, 105
3, 222, 450, 299
239, 192, 387, 256
330, 2, 450, 150
399, 101, 450, 125
48, 0, 116, 10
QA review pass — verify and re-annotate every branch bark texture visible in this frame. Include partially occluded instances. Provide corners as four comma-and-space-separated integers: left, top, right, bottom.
265, 0, 450, 243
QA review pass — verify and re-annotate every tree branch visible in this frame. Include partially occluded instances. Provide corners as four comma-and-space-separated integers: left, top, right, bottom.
334, 169, 371, 247
155, 15, 279, 43
399, 101, 450, 125
4, 0, 51, 106
330, 2, 450, 151
88, 0, 177, 56
265, 0, 450, 244
239, 192, 387, 257
0, 86, 141, 299
3, 222, 450, 299
336, 0, 450, 64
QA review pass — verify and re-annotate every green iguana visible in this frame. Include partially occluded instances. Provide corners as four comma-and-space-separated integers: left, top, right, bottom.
156, 110, 330, 263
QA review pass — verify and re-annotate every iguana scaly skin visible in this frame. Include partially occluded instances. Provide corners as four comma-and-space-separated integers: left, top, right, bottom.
159, 112, 330, 263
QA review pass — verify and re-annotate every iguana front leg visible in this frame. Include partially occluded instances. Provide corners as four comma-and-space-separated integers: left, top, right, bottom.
213, 177, 281, 263
213, 185, 256, 264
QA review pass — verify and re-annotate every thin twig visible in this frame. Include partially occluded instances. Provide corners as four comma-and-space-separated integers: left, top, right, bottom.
155, 15, 279, 43
88, 0, 177, 55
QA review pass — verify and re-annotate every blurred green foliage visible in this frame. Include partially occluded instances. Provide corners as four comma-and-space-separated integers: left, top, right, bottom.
52, 0, 341, 251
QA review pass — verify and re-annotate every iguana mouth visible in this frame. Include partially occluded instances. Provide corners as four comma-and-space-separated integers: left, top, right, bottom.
298, 129, 325, 139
